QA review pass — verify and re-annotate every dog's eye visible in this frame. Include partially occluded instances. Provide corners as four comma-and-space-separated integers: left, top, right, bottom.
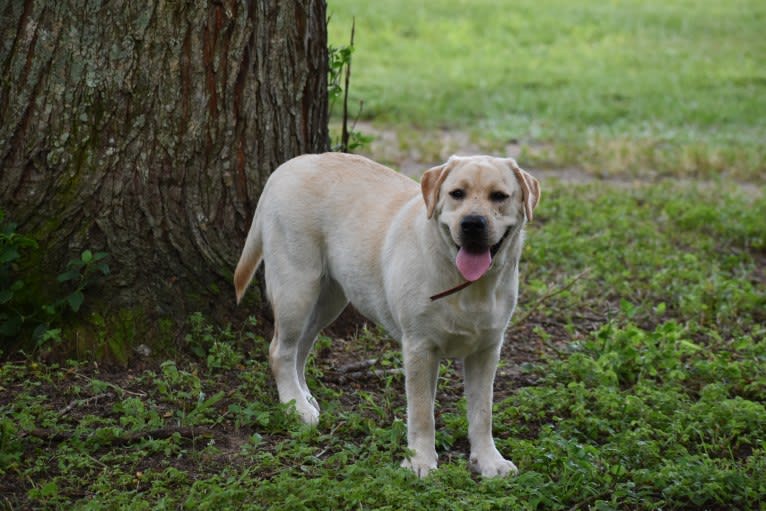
449, 189, 465, 200
490, 191, 510, 202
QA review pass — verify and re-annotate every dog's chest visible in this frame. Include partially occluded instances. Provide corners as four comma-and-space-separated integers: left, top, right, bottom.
422, 274, 519, 356
427, 305, 511, 358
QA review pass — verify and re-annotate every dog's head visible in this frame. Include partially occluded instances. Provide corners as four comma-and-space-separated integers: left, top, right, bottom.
421, 156, 540, 282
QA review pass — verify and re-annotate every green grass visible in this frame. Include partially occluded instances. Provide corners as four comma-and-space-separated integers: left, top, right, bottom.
328, 0, 766, 179
2, 2, 765, 508
2, 182, 764, 509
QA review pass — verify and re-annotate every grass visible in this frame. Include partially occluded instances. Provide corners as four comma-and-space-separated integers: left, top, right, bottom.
2, 1, 765, 508
328, 0, 766, 180
2, 182, 764, 509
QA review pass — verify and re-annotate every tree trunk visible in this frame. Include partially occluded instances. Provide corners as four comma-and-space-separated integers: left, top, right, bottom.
0, 0, 328, 345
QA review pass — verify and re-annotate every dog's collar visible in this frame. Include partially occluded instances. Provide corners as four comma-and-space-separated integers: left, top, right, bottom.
430, 225, 515, 301
429, 280, 473, 301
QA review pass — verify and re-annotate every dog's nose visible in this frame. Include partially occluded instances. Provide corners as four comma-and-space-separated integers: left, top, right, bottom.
460, 215, 487, 236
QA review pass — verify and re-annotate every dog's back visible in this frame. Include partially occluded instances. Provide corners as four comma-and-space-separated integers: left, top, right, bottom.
233, 153, 417, 304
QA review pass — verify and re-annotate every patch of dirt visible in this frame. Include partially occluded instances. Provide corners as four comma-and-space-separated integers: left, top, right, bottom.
352, 122, 766, 197
353, 121, 522, 179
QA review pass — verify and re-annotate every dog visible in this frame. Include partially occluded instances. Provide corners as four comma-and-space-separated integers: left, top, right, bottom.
233, 153, 540, 478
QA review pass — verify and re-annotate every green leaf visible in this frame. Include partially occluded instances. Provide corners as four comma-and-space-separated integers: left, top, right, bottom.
56, 270, 80, 283
32, 324, 51, 344
0, 316, 21, 336
0, 247, 19, 264
81, 250, 93, 263
0, 289, 13, 304
67, 291, 84, 312
678, 340, 702, 352
39, 480, 59, 498
619, 299, 637, 318
0, 221, 16, 236
66, 258, 84, 270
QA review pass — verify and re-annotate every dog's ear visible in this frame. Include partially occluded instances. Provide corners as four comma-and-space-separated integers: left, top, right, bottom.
507, 159, 541, 222
421, 160, 454, 219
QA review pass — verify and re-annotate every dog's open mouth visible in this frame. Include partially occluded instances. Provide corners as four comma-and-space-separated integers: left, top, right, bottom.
491, 228, 510, 257
455, 227, 512, 282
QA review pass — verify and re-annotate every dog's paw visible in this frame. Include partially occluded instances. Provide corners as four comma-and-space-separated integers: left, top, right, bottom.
298, 404, 320, 426
469, 451, 518, 478
306, 394, 321, 414
285, 398, 320, 426
401, 456, 437, 478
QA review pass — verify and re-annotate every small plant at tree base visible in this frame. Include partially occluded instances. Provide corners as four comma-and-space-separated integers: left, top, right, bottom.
0, 211, 38, 338
54, 249, 110, 315
0, 210, 110, 351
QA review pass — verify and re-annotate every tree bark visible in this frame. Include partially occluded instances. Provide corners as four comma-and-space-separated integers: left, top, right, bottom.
0, 0, 328, 337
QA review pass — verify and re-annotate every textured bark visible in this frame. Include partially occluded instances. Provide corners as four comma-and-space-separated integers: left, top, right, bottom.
0, 1, 328, 325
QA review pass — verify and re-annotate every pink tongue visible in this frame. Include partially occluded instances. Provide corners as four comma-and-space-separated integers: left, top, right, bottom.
455, 248, 492, 282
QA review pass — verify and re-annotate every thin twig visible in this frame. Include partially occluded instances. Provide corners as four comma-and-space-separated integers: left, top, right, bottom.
74, 373, 147, 397
340, 17, 355, 152
327, 367, 403, 384
337, 358, 378, 374
85, 452, 107, 469
512, 268, 592, 326
58, 393, 112, 416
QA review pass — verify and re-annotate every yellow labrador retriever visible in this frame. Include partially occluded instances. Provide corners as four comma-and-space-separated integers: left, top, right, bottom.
234, 153, 540, 478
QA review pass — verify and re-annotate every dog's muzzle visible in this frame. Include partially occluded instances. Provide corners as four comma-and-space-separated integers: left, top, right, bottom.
458, 215, 511, 257
431, 223, 514, 301
459, 215, 489, 252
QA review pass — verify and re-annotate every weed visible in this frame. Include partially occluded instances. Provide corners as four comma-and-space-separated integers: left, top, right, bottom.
328, 19, 373, 153
1, 320, 763, 508
0, 210, 110, 353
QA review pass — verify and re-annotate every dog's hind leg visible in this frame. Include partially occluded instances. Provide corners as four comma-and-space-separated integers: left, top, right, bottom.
295, 278, 348, 415
268, 273, 347, 425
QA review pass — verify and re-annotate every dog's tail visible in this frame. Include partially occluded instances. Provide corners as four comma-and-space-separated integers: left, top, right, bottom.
233, 207, 264, 305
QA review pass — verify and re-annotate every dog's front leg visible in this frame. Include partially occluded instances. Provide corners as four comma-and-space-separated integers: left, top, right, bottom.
400, 343, 440, 478
464, 345, 518, 477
